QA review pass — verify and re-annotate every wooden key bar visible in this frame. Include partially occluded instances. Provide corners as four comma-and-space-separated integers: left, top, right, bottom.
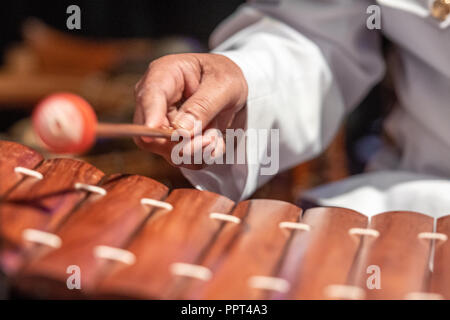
181, 200, 301, 300
272, 207, 368, 300
0, 141, 449, 300
430, 215, 450, 299
0, 141, 43, 197
348, 211, 434, 300
0, 158, 104, 274
97, 189, 235, 299
13, 175, 168, 298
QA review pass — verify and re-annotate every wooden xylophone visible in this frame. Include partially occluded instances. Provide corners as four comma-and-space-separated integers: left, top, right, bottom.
0, 140, 449, 300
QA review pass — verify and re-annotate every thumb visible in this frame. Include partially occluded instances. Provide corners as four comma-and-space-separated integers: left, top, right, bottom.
172, 80, 230, 133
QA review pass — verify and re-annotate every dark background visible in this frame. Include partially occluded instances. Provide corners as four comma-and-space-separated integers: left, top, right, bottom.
0, 0, 244, 64
0, 0, 388, 174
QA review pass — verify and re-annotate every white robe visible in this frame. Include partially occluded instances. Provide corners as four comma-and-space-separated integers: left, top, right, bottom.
181, 0, 450, 218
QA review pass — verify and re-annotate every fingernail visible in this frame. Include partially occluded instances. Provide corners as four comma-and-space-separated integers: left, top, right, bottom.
173, 113, 196, 131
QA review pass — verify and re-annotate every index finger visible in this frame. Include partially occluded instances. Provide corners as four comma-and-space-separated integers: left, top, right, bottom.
136, 64, 184, 128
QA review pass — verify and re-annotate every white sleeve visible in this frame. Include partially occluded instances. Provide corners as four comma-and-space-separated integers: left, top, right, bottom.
181, 0, 385, 201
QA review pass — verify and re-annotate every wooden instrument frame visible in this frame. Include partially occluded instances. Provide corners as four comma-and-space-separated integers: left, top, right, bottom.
0, 140, 448, 300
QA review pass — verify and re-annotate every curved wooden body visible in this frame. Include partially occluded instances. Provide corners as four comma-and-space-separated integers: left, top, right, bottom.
0, 141, 449, 300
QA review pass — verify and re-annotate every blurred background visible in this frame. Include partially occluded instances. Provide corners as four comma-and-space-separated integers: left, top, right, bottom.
0, 0, 392, 203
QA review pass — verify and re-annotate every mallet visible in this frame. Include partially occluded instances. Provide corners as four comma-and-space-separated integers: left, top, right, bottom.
32, 92, 173, 154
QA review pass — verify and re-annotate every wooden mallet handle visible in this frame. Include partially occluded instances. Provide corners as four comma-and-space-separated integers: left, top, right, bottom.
96, 123, 173, 139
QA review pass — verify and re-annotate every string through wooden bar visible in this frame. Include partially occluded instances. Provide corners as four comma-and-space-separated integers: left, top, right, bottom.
170, 263, 212, 281
209, 213, 241, 224
279, 222, 310, 231
74, 182, 107, 196
418, 232, 448, 242
404, 292, 444, 300
22, 229, 62, 248
93, 245, 136, 265
348, 228, 380, 238
14, 167, 43, 180
248, 276, 290, 293
140, 198, 173, 211
324, 284, 366, 300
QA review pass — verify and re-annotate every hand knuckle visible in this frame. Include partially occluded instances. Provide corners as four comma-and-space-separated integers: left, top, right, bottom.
149, 54, 174, 68
189, 97, 211, 117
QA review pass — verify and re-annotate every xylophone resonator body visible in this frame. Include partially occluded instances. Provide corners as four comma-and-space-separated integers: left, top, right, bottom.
0, 140, 449, 300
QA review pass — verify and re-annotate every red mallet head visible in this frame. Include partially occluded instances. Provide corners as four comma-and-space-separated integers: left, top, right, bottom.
32, 93, 97, 154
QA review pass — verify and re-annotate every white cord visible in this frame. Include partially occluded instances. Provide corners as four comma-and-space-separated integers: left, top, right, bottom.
209, 213, 241, 224
324, 284, 366, 300
140, 198, 173, 211
74, 183, 107, 196
93, 245, 136, 265
404, 292, 444, 300
418, 232, 448, 242
22, 229, 62, 248
170, 263, 212, 281
279, 222, 310, 231
248, 276, 290, 293
348, 228, 380, 238
14, 167, 43, 180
